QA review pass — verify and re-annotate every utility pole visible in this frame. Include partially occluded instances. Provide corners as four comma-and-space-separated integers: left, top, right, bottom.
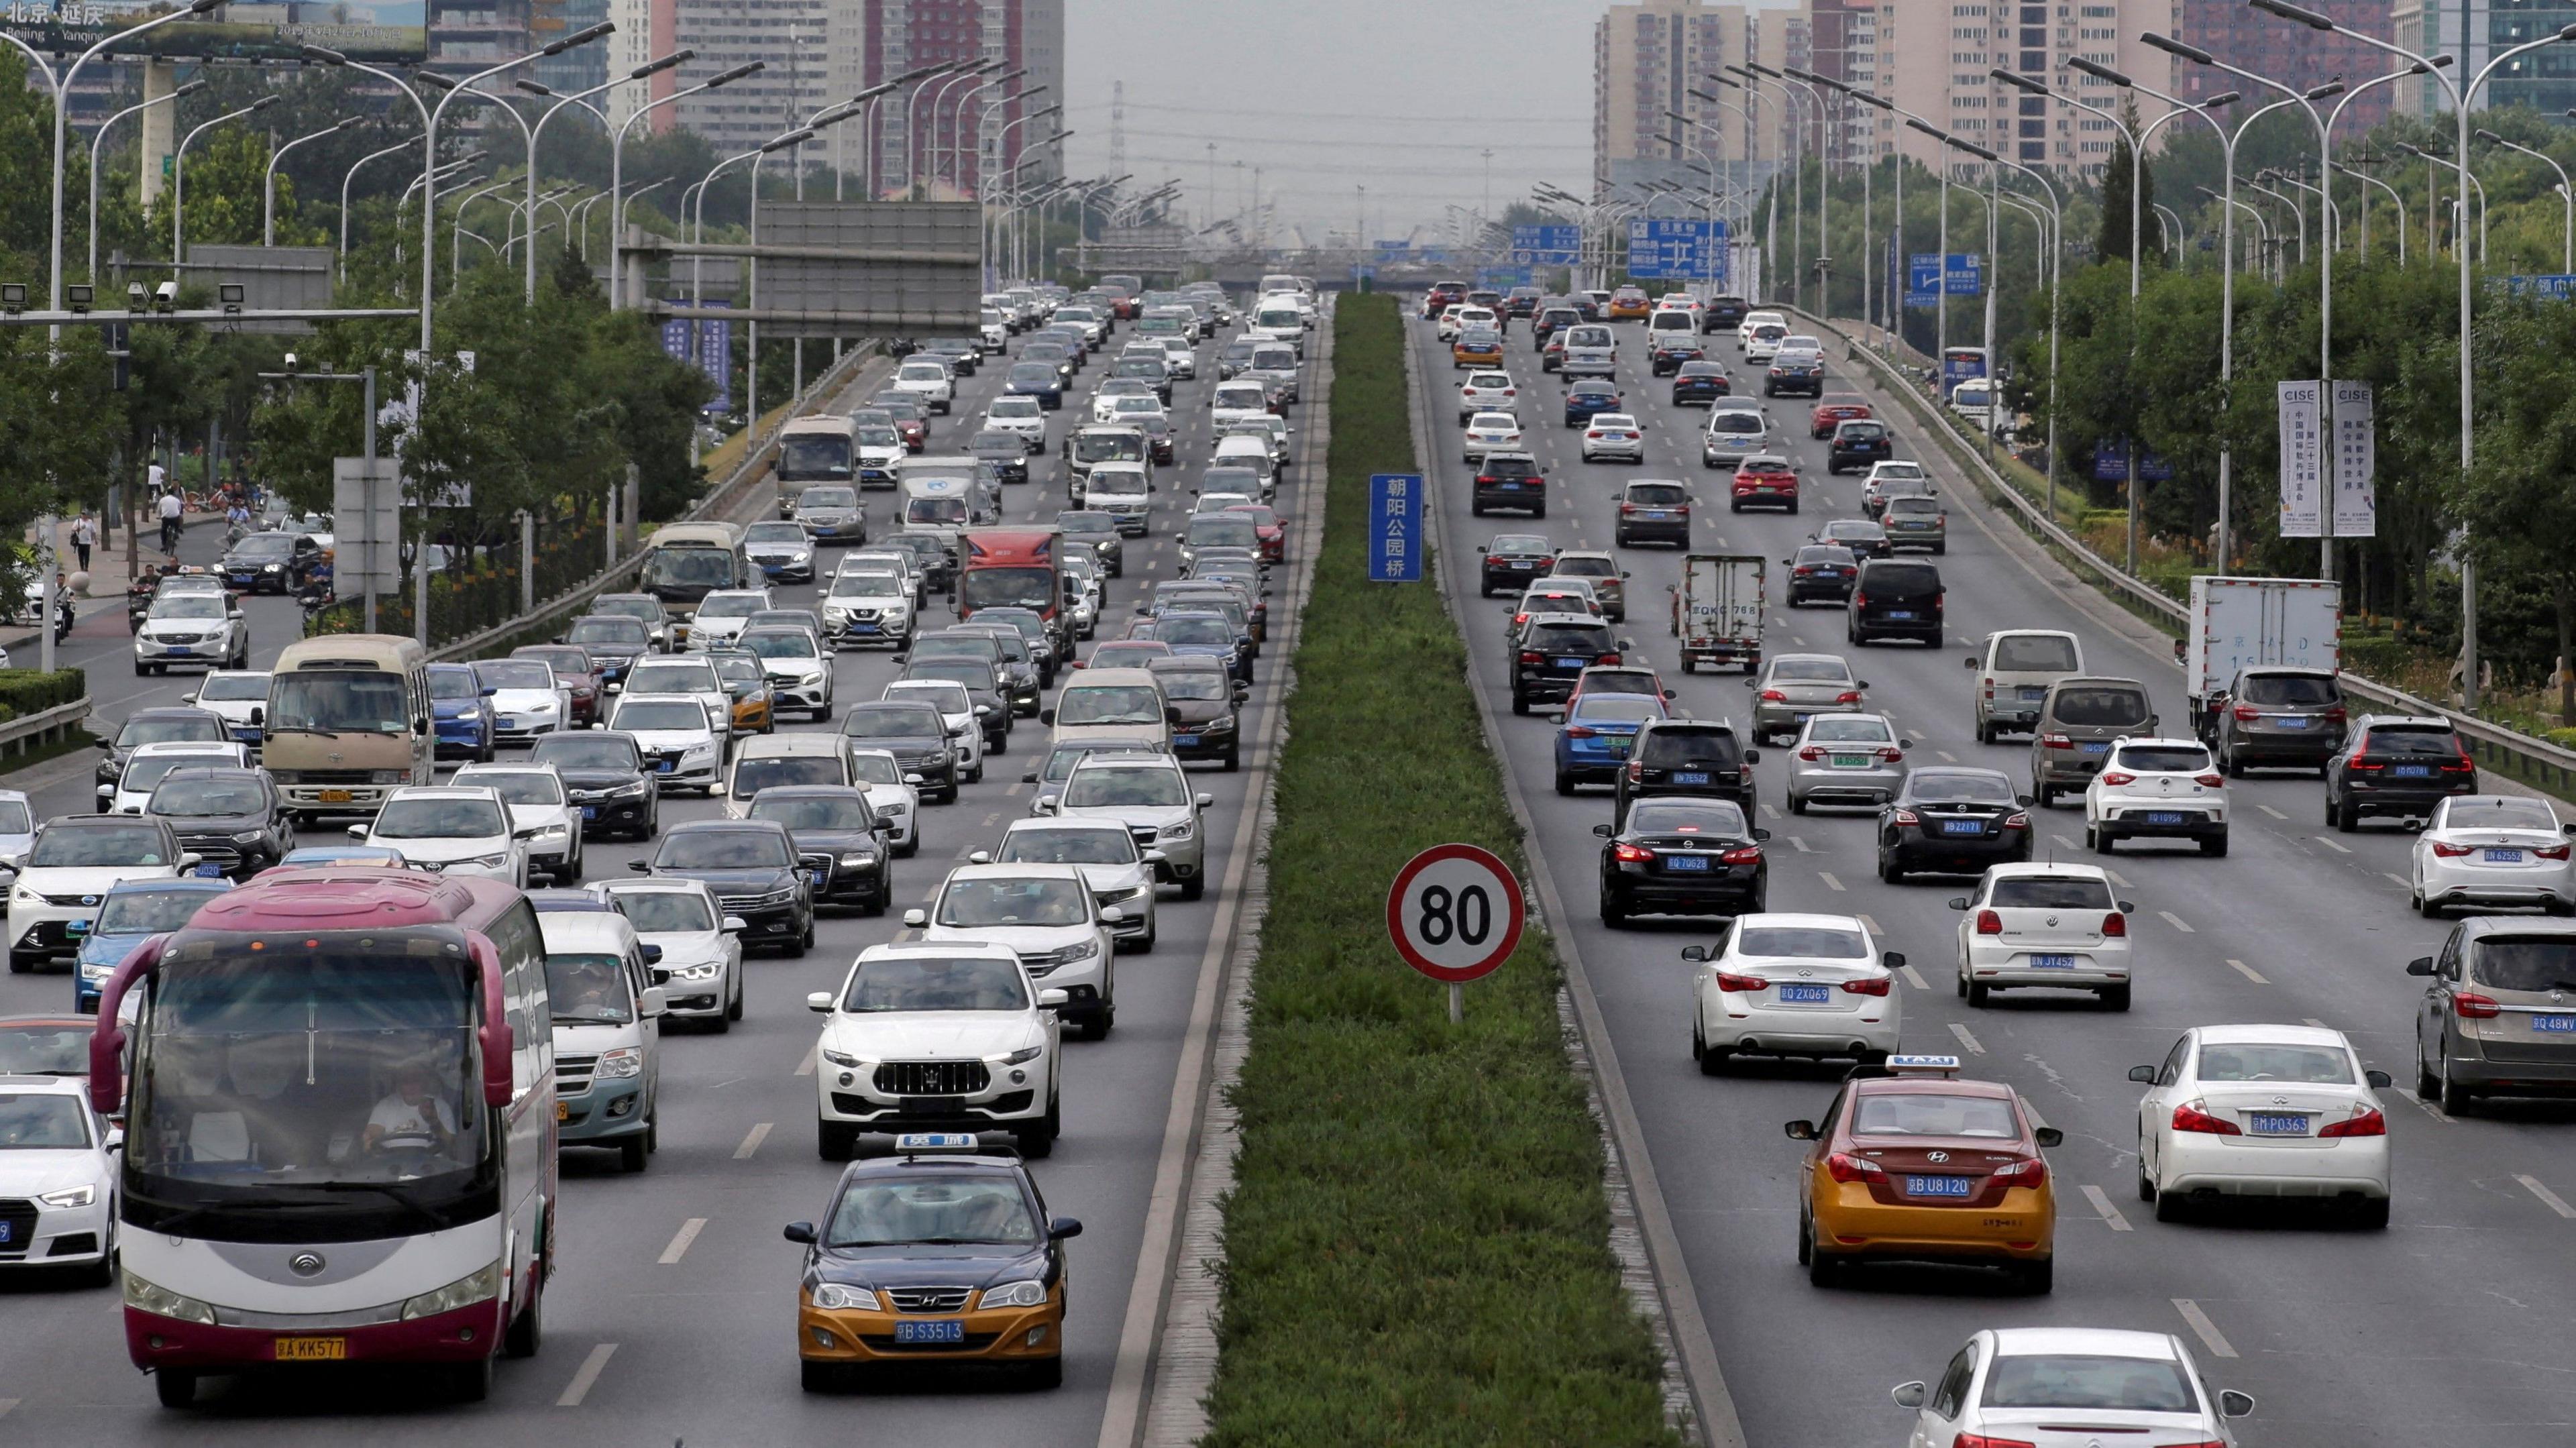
1482, 148, 1494, 221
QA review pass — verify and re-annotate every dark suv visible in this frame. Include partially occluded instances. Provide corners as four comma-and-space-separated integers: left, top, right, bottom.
1827, 420, 1894, 474
1532, 306, 1582, 345
2207, 666, 2346, 775
1479, 533, 1557, 596
1847, 559, 1945, 647
1472, 452, 1548, 518
1703, 295, 1749, 333
1615, 720, 1758, 823
1509, 614, 1626, 715
2327, 715, 2476, 832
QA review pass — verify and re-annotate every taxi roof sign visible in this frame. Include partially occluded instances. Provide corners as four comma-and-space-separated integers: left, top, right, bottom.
894, 1133, 984, 1152
1884, 1055, 1963, 1074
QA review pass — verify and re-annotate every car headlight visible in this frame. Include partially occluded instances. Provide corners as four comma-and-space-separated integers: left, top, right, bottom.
461, 853, 511, 869
821, 1048, 861, 1068
13, 885, 40, 904
998, 1045, 1044, 1066
682, 742, 717, 761
80, 960, 113, 980
749, 887, 796, 907
231, 830, 267, 844
125, 1269, 217, 1324
810, 1282, 880, 1311
1158, 820, 1196, 841
457, 708, 482, 722
532, 824, 568, 841
979, 1279, 1049, 1310
594, 1046, 643, 1080
672, 961, 720, 981
838, 850, 876, 868
1100, 885, 1148, 904
262, 563, 282, 573
400, 1260, 503, 1320
39, 1184, 96, 1209
1052, 938, 1099, 964
608, 780, 651, 798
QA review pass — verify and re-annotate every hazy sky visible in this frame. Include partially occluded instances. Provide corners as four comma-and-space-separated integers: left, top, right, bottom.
1061, 0, 1603, 243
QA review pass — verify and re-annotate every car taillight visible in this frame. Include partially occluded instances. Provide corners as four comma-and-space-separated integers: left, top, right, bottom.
1851, 592, 1868, 609
1513, 612, 1532, 629
1598, 652, 1622, 666
2194, 772, 2225, 787
2347, 759, 2384, 771
2102, 911, 2127, 937
1840, 975, 1892, 997
2003, 812, 2031, 830
1612, 842, 1654, 863
2544, 844, 2574, 860
2042, 733, 2073, 749
2432, 841, 2475, 857
1989, 1156, 2048, 1187
1798, 745, 1825, 761
2324, 706, 2347, 723
1835, 691, 1863, 704
1760, 689, 1787, 702
2171, 1100, 2242, 1135
1719, 845, 1763, 864
2232, 704, 2261, 722
2099, 771, 2136, 787
2320, 1107, 2387, 1139
2455, 991, 2502, 1019
1825, 1152, 1889, 1184
1564, 726, 1597, 739
2447, 753, 2476, 773
1892, 809, 1920, 826
1715, 971, 1770, 993
1621, 503, 1638, 514
1587, 430, 1604, 439
1881, 748, 1904, 763
1626, 761, 1644, 781
1976, 909, 2003, 935
1519, 651, 1544, 665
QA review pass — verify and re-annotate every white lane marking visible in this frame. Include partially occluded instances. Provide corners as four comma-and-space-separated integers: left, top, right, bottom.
2103, 868, 2133, 889
2171, 1299, 2238, 1358
794, 1043, 818, 1077
1949, 1021, 1984, 1054
1818, 871, 1846, 892
1761, 803, 1781, 820
2053, 833, 2079, 851
2157, 909, 2196, 934
981, 810, 1002, 826
2392, 1086, 2451, 1123
658, 1217, 708, 1264
1858, 914, 1882, 934
1935, 750, 1957, 763
2385, 873, 2411, 889
556, 1343, 619, 1406
2314, 835, 2352, 854
733, 1122, 772, 1160
1008, 781, 1026, 797
0, 1398, 16, 1419
1899, 964, 1930, 991
2257, 804, 2287, 820
2225, 958, 2268, 985
2518, 1174, 2576, 1219
1788, 834, 1814, 853
2080, 1183, 2133, 1231
2302, 1017, 2328, 1029
1789, 634, 1806, 646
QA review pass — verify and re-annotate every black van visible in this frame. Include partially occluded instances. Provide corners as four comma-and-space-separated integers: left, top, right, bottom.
1847, 559, 1945, 646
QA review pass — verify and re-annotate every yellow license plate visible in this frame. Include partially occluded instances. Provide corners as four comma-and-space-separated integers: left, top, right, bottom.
274, 1335, 346, 1361
318, 789, 354, 803
555, 1101, 569, 1121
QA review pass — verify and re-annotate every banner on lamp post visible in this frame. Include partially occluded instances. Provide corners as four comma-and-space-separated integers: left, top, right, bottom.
2330, 380, 2375, 539
2275, 380, 2324, 539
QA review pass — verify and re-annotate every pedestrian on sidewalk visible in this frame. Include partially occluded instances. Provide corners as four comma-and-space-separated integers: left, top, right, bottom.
72, 512, 95, 572
157, 486, 182, 554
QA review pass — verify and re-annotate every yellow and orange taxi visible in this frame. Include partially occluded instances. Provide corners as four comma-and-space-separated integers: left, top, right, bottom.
1784, 1056, 2059, 1293
706, 647, 778, 734
1452, 327, 1505, 368
1606, 286, 1653, 321
788, 1133, 1081, 1390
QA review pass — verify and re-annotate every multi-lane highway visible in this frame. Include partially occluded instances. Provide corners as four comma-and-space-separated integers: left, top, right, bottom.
0, 300, 1320, 1440
1411, 313, 2576, 1448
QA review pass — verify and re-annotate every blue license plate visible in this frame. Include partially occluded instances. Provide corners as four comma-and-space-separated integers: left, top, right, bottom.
195, 862, 224, 878
1884, 610, 1914, 620
1904, 1175, 1974, 1198
1555, 657, 1586, 669
893, 1319, 967, 1345
582, 806, 599, 821
1674, 772, 1710, 785
66, 920, 87, 935
854, 624, 881, 634
0, 1219, 10, 1242
2277, 716, 2311, 729
166, 646, 195, 656
1778, 983, 1831, 1004
2080, 742, 2110, 754
1939, 820, 1984, 836
1174, 734, 1199, 746
2029, 954, 2076, 969
2486, 848, 2526, 864
2534, 1015, 2576, 1034
1663, 855, 1711, 872
2249, 1113, 2309, 1136
2145, 812, 2187, 826
656, 762, 676, 773
2019, 687, 2047, 701
761, 563, 784, 575
2392, 764, 2432, 777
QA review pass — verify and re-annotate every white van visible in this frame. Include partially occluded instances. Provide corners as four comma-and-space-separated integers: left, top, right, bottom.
1251, 294, 1306, 353
725, 733, 854, 818
1210, 434, 1277, 496
1040, 666, 1172, 750
897, 465, 1001, 550
539, 909, 665, 1171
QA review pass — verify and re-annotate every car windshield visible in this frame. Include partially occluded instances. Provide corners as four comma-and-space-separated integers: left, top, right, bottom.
1159, 617, 1234, 647
97, 887, 217, 934
750, 794, 872, 831
837, 573, 906, 600
1572, 697, 1662, 724
32, 824, 169, 867
2445, 799, 2557, 830
989, 400, 1040, 419
2235, 673, 2339, 706
198, 674, 268, 702
1712, 413, 1762, 433
2052, 687, 2150, 726
1626, 800, 1746, 835
826, 1173, 1039, 1247
2196, 1042, 2353, 1084
1772, 659, 1851, 683
1807, 718, 1892, 743
2367, 726, 2459, 755
1910, 771, 2017, 804
151, 596, 224, 620
1981, 1355, 2196, 1413
374, 796, 504, 839
148, 777, 266, 816
0, 1093, 89, 1148
533, 738, 638, 771
1839, 423, 1886, 441
1001, 826, 1136, 865
1851, 1093, 2020, 1138
1059, 686, 1163, 726
1988, 876, 2115, 910
1525, 624, 1610, 654
117, 717, 225, 748
1064, 767, 1187, 807
474, 661, 554, 691
1886, 498, 1939, 516
628, 663, 718, 693
1994, 635, 2080, 671
744, 523, 807, 545
232, 534, 296, 559
2472, 938, 2576, 991
614, 701, 708, 732
545, 952, 635, 1024
971, 432, 1021, 453
568, 617, 649, 645
2116, 744, 2208, 772
1059, 512, 1114, 533
1794, 547, 1850, 566
939, 876, 1091, 927
464, 772, 561, 806
1155, 669, 1230, 702
742, 632, 817, 661
1735, 926, 1868, 959
847, 753, 906, 787
838, 954, 1029, 1012
123, 753, 229, 793
1628, 484, 1686, 506
656, 830, 789, 869
697, 594, 767, 619
608, 890, 716, 933
0, 798, 31, 835
845, 705, 941, 739
890, 682, 973, 714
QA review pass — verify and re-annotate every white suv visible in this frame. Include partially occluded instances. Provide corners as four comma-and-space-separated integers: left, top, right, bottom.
2084, 736, 2228, 856
1949, 863, 2135, 1010
891, 358, 956, 413
1456, 370, 1519, 424
906, 862, 1119, 1038
357, 784, 527, 884
1042, 753, 1214, 900
808, 940, 1063, 1159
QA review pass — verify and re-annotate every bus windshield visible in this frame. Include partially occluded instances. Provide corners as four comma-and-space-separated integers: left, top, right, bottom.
641, 547, 739, 592
268, 671, 409, 735
1075, 433, 1144, 463
777, 436, 854, 480
961, 567, 1056, 612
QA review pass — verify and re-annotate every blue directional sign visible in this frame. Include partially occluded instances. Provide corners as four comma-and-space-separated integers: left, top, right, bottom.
1510, 223, 1582, 266
2091, 437, 2175, 483
1477, 264, 1534, 288
1906, 253, 1984, 307
2500, 273, 2576, 299
1368, 474, 1424, 583
1625, 217, 1729, 280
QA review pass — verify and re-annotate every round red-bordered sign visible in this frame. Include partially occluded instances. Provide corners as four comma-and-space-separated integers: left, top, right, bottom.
1386, 843, 1526, 984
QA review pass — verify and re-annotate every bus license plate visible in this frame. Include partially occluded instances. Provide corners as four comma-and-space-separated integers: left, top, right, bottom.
318, 789, 354, 803
1904, 1176, 1973, 1198
2249, 1113, 2310, 1136
273, 1336, 347, 1361
894, 1320, 966, 1345
1778, 984, 1831, 1004
556, 1101, 569, 1120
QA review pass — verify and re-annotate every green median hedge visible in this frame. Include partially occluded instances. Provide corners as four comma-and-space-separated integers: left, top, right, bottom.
1202, 294, 1680, 1447
0, 667, 86, 722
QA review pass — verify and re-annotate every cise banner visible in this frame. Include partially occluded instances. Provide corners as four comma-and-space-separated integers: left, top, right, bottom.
2276, 380, 2325, 539
2330, 380, 2376, 539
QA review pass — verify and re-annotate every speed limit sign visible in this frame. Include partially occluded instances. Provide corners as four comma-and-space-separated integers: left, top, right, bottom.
1387, 844, 1526, 1001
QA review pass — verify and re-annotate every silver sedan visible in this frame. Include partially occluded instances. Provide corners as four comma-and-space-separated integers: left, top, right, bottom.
1784, 712, 1911, 813
1744, 653, 1868, 744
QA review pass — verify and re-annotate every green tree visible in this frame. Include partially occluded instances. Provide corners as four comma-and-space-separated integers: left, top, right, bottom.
2096, 97, 2156, 266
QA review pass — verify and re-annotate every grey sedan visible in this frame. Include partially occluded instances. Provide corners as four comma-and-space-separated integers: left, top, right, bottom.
1785, 713, 1911, 813
1745, 653, 1868, 745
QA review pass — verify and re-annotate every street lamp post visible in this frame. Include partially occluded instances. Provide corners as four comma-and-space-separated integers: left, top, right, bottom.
2479, 127, 2570, 271
88, 79, 206, 280
517, 48, 691, 302
265, 116, 365, 247
174, 96, 280, 267
339, 135, 423, 267
607, 60, 763, 311
2337, 160, 2406, 265
51, 0, 229, 321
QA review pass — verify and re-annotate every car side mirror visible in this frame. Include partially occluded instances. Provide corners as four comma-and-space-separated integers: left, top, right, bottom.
1592, 824, 1612, 838
1890, 1381, 1929, 1410
2364, 1068, 2394, 1089
2406, 955, 2436, 977
2117, 900, 2135, 914
2017, 795, 2035, 807
968, 850, 992, 865
1100, 906, 1126, 925
1680, 945, 1709, 962
627, 860, 651, 873
95, 738, 113, 750
345, 824, 368, 840
1038, 708, 1056, 726
1783, 1119, 1817, 1141
1049, 1215, 1084, 1241
97, 785, 114, 801
1741, 677, 1756, 688
1549, 712, 1566, 725
903, 908, 928, 928
783, 1221, 818, 1245
2219, 1390, 2256, 1420
1857, 681, 1870, 689
1881, 951, 1905, 969
2033, 1127, 2064, 1149
1038, 987, 1069, 1010
806, 991, 834, 1013
1741, 748, 1761, 765
2128, 1065, 2157, 1083
1947, 897, 1970, 911
638, 987, 667, 1017
1195, 793, 1214, 808
1752, 828, 1771, 842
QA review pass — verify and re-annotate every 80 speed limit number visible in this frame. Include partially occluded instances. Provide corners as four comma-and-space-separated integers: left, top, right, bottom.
1385, 843, 1525, 984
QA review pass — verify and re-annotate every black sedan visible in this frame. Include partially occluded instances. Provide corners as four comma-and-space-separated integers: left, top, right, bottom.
840, 700, 959, 803
1005, 361, 1065, 410
969, 431, 1031, 485
1670, 361, 1732, 406
531, 730, 661, 840
1813, 520, 1890, 559
1563, 382, 1623, 428
1595, 797, 1768, 926
1649, 335, 1707, 377
1477, 533, 1557, 598
1875, 768, 2034, 883
1783, 545, 1862, 606
631, 818, 814, 955
745, 785, 892, 915
219, 531, 324, 593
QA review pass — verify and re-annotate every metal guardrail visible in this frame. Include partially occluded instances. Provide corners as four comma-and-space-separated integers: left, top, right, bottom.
1789, 307, 2576, 801
0, 698, 92, 759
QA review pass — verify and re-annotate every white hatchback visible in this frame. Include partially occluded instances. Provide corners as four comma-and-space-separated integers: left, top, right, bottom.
0, 1076, 119, 1282
845, 748, 922, 857
453, 762, 584, 885
1462, 411, 1523, 462
2409, 793, 2576, 916
1684, 912, 1902, 1070
1456, 370, 1519, 424
2084, 736, 2227, 856
2130, 1023, 2394, 1225
981, 396, 1049, 449
1951, 863, 2135, 1009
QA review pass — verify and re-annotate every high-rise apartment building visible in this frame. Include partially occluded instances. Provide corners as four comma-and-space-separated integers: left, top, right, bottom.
597, 0, 835, 156
1593, 1, 1797, 200
2174, 0, 2398, 132
2393, 0, 2576, 117
1880, 0, 2174, 177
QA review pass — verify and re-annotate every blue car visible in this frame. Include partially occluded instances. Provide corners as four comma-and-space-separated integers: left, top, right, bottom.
429, 662, 496, 763
1552, 692, 1669, 795
75, 877, 233, 1013
1152, 611, 1251, 683
1564, 382, 1623, 428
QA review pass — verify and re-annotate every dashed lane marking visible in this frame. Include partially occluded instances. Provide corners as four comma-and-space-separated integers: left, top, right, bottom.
658, 1217, 708, 1265
733, 1122, 772, 1160
556, 1343, 619, 1407
1762, 803, 1781, 820
2225, 958, 2268, 985
2171, 1299, 2238, 1358
1949, 1021, 1984, 1054
1899, 964, 1930, 991
1818, 871, 1846, 891
2392, 1086, 2451, 1123
2257, 804, 2288, 820
2053, 834, 2078, 851
794, 1044, 817, 1077
2157, 910, 2195, 934
2302, 1017, 2328, 1029
2518, 1174, 2576, 1219
1788, 834, 1814, 853
2385, 873, 2410, 889
2314, 835, 2351, 854
1858, 914, 1881, 934
2103, 868, 2133, 889
1935, 750, 1957, 763
2081, 1184, 2135, 1231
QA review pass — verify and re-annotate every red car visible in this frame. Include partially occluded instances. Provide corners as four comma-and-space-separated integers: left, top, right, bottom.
1810, 399, 1872, 439
511, 643, 604, 725
1730, 455, 1801, 513
1422, 281, 1468, 318
872, 397, 929, 451
1230, 504, 1287, 561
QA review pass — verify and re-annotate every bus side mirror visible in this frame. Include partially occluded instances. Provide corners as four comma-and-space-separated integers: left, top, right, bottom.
248, 706, 264, 726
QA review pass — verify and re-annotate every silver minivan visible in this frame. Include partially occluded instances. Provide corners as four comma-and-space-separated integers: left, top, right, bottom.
2029, 675, 2157, 805
1966, 630, 2085, 742
539, 909, 666, 1172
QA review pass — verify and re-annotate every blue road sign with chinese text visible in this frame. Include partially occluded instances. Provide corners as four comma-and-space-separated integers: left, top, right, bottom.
1369, 473, 1424, 583
1511, 224, 1581, 266
1625, 217, 1728, 279
1907, 253, 1983, 307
